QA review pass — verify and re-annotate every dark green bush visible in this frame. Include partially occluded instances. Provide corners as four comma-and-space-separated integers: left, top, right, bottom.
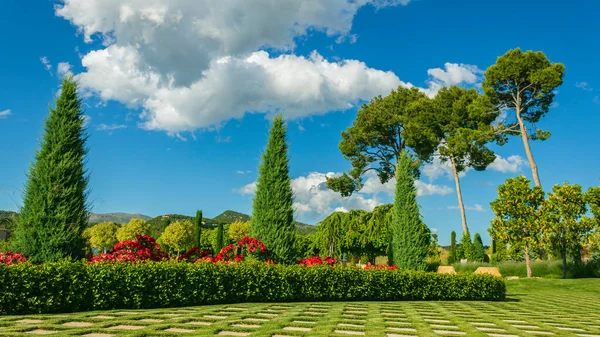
452, 259, 600, 278
0, 261, 506, 314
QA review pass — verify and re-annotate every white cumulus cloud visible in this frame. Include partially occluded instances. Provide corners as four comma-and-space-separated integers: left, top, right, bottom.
447, 203, 485, 212
237, 170, 452, 222
57, 62, 74, 77
487, 155, 527, 173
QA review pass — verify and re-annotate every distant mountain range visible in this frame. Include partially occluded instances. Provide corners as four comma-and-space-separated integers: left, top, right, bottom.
1, 209, 316, 235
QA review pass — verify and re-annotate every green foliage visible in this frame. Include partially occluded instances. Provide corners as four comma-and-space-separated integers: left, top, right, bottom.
452, 259, 600, 279
457, 231, 475, 261
490, 176, 545, 277
215, 223, 225, 253
227, 221, 250, 243
85, 222, 119, 252
194, 210, 203, 248
473, 233, 486, 262
313, 212, 349, 257
159, 220, 194, 255
12, 77, 89, 263
116, 218, 150, 242
250, 115, 296, 264
427, 234, 441, 264
0, 262, 506, 314
295, 233, 317, 260
543, 183, 595, 278
490, 238, 508, 264
483, 48, 565, 128
448, 231, 457, 264
391, 151, 430, 270
200, 228, 215, 252
326, 87, 438, 196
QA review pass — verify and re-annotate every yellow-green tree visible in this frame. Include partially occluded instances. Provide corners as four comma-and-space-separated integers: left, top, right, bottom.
116, 218, 150, 242
159, 220, 194, 256
228, 221, 250, 243
86, 222, 119, 252
490, 176, 545, 278
544, 183, 595, 278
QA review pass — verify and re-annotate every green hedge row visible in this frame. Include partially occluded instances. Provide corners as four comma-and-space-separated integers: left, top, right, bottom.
0, 262, 506, 314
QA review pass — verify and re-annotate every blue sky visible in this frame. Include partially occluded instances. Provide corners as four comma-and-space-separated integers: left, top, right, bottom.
1, 0, 599, 245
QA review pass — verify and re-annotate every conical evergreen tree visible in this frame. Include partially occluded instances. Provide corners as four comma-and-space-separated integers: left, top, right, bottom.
215, 223, 224, 253
448, 230, 457, 264
12, 77, 89, 262
473, 233, 486, 262
391, 151, 430, 270
194, 210, 203, 248
250, 114, 296, 264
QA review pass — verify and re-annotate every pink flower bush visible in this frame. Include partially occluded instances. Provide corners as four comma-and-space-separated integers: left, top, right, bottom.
0, 251, 27, 265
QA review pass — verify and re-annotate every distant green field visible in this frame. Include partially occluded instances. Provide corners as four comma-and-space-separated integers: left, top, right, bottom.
0, 278, 598, 336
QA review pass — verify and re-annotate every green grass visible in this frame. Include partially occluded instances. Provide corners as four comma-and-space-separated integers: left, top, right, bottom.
0, 279, 599, 336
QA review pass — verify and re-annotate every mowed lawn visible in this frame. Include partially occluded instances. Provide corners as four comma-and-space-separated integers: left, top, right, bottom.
1, 279, 599, 337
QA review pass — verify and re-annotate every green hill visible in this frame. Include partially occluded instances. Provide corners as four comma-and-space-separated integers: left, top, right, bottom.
88, 213, 152, 224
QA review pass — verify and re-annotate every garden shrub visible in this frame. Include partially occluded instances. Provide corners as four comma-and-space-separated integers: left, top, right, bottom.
452, 260, 600, 278
0, 262, 505, 314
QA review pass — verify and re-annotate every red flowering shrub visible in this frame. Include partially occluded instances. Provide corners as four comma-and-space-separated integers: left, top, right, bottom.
179, 247, 212, 262
364, 262, 398, 270
298, 256, 337, 266
89, 235, 170, 263
0, 251, 27, 265
194, 236, 268, 264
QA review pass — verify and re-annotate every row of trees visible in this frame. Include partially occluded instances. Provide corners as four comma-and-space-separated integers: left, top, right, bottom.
490, 177, 600, 278
327, 48, 565, 238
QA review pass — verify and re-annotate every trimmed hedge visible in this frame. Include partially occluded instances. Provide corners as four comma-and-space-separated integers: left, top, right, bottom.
0, 262, 505, 314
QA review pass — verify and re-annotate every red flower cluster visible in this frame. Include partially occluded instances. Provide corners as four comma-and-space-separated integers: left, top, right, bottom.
195, 236, 268, 264
89, 235, 170, 263
179, 247, 212, 262
364, 262, 398, 270
0, 251, 27, 265
298, 256, 337, 266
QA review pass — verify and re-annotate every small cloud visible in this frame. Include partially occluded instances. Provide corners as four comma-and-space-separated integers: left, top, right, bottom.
216, 135, 231, 143
57, 62, 73, 77
40, 56, 52, 73
593, 96, 599, 104
96, 123, 126, 132
474, 180, 493, 187
550, 102, 559, 108
575, 82, 593, 91
82, 115, 92, 126
298, 124, 306, 132
236, 170, 252, 175
430, 227, 438, 234
320, 123, 329, 128
447, 204, 485, 212
488, 155, 527, 173
0, 109, 11, 119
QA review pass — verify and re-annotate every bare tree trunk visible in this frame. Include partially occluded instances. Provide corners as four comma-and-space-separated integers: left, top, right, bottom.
329, 239, 334, 257
516, 107, 542, 187
525, 244, 533, 278
450, 157, 469, 234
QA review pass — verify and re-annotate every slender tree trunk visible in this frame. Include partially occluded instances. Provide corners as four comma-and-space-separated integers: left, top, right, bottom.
561, 240, 567, 279
329, 239, 334, 257
450, 157, 469, 234
516, 107, 542, 187
525, 244, 533, 278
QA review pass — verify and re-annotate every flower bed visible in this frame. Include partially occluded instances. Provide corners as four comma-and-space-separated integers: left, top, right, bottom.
0, 261, 506, 314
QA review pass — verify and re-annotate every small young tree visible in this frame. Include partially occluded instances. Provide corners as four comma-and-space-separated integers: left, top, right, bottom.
427, 233, 441, 265
483, 48, 565, 187
159, 220, 194, 257
544, 183, 594, 278
12, 77, 89, 262
391, 151, 430, 270
116, 218, 150, 242
457, 231, 475, 261
215, 223, 225, 254
490, 176, 545, 277
448, 231, 457, 264
194, 210, 203, 248
313, 212, 350, 258
250, 114, 296, 264
473, 233, 486, 262
86, 222, 119, 252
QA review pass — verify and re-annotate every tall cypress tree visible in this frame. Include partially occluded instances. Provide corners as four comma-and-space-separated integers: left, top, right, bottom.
391, 151, 430, 270
194, 210, 202, 248
448, 231, 457, 264
250, 114, 296, 264
12, 77, 89, 262
473, 233, 486, 262
215, 223, 224, 254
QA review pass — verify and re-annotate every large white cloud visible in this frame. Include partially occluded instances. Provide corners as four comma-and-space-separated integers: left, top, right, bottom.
56, 0, 483, 134
421, 154, 527, 182
237, 170, 452, 223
